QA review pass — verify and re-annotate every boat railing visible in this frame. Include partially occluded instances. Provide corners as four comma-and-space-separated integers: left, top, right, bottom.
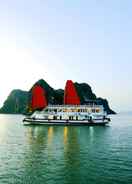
47, 104, 103, 108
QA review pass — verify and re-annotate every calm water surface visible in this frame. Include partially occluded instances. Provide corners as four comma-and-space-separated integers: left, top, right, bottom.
0, 113, 132, 184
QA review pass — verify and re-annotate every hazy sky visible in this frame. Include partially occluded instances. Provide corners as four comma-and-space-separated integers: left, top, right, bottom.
0, 0, 132, 112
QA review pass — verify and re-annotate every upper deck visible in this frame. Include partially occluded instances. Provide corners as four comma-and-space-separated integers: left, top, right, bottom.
43, 104, 104, 113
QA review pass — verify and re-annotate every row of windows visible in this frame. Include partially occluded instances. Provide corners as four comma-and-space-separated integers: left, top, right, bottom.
53, 116, 78, 120
45, 108, 100, 113
52, 115, 92, 120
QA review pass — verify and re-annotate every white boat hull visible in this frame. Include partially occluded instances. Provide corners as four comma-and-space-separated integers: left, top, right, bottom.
23, 118, 110, 126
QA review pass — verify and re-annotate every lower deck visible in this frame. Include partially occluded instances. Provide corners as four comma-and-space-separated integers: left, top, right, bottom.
23, 118, 110, 126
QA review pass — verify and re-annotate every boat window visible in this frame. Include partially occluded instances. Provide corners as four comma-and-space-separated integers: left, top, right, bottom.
92, 109, 96, 113
54, 109, 57, 113
69, 116, 73, 120
96, 109, 100, 113
53, 116, 57, 120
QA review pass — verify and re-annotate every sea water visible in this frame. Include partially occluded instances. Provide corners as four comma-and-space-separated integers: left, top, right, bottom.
0, 113, 132, 184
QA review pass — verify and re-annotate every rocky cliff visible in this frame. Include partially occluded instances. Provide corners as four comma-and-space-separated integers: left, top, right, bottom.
0, 79, 116, 114
0, 90, 29, 114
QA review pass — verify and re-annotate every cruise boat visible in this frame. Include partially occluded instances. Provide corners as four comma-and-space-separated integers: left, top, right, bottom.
23, 80, 110, 125
23, 104, 110, 125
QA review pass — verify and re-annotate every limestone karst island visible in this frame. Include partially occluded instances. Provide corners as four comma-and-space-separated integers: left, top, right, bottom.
0, 79, 115, 126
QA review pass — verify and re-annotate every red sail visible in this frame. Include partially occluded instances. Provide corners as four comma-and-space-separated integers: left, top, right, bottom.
64, 80, 80, 105
31, 85, 47, 111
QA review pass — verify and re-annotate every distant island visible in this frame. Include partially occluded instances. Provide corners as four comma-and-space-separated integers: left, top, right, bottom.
0, 79, 116, 114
